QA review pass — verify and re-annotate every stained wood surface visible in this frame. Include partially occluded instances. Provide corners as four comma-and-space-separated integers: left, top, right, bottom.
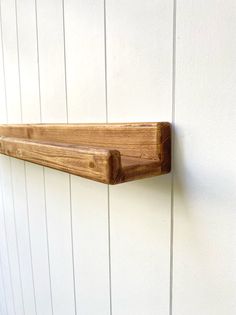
0, 123, 171, 184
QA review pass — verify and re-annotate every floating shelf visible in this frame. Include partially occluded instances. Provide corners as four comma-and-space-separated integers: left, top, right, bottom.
0, 123, 171, 184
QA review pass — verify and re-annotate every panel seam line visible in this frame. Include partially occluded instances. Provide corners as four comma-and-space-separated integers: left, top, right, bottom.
104, 1, 113, 315
169, 0, 177, 314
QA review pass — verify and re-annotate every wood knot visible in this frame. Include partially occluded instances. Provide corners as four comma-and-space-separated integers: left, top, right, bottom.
89, 161, 95, 168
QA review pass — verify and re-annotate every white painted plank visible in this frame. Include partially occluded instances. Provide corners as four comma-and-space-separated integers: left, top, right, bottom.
0, 1, 25, 314
16, 1, 52, 313
10, 158, 36, 315
173, 1, 236, 314
36, 0, 67, 122
109, 177, 171, 315
44, 168, 75, 315
1, 1, 40, 313
65, 0, 106, 123
0, 16, 14, 314
0, 155, 24, 315
16, 0, 40, 123
25, 163, 53, 315
0, 8, 7, 123
36, 0, 75, 314
106, 0, 173, 122
0, 0, 21, 122
70, 177, 110, 314
0, 256, 7, 315
106, 0, 173, 314
0, 171, 15, 315
64, 1, 110, 314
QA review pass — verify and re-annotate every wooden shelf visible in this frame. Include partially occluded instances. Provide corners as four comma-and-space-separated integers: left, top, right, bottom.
0, 123, 171, 184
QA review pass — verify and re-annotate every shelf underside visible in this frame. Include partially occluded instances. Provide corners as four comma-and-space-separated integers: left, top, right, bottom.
0, 123, 171, 184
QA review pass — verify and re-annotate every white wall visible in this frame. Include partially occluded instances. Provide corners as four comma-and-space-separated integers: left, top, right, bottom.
0, 1, 235, 315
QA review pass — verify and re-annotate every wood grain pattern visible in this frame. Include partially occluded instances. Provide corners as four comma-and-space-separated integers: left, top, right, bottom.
0, 123, 171, 184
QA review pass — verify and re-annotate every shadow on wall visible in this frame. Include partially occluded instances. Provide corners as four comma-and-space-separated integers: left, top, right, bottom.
172, 124, 236, 312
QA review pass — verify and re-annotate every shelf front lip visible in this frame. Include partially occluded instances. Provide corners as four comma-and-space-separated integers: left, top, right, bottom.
0, 137, 122, 184
0, 122, 171, 184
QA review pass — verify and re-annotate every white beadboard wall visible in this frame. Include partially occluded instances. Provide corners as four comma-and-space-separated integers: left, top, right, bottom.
0, 1, 235, 315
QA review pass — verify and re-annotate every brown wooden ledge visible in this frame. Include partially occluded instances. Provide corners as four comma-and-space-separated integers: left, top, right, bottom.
0, 123, 171, 184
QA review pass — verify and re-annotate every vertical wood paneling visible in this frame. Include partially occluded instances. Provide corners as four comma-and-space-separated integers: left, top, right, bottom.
0, 171, 15, 315
0, 8, 7, 123
0, 254, 7, 315
0, 0, 21, 122
36, 0, 67, 122
43, 168, 75, 315
16, 0, 52, 314
65, 0, 106, 123
173, 1, 236, 314
106, 0, 173, 314
0, 1, 25, 314
25, 163, 52, 315
36, 0, 75, 314
64, 1, 110, 314
0, 1, 236, 315
0, 155, 24, 315
108, 178, 172, 315
0, 11, 14, 314
1, 0, 40, 313
69, 179, 110, 314
106, 0, 173, 122
11, 158, 36, 315
16, 0, 40, 123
